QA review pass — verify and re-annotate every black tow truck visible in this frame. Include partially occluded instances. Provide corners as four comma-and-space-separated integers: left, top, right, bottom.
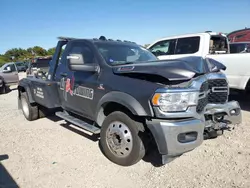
18, 36, 242, 166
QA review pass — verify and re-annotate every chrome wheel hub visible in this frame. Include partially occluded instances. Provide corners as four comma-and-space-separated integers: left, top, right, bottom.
106, 121, 133, 157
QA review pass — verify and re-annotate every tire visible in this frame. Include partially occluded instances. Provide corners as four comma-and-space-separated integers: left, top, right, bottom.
20, 92, 39, 121
100, 111, 146, 166
0, 81, 6, 94
0, 86, 6, 94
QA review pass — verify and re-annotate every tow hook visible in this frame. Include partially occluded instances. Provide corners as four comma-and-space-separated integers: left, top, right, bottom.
204, 120, 232, 139
218, 120, 232, 131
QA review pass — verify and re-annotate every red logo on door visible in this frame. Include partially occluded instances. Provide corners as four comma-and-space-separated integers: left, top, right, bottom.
65, 76, 74, 96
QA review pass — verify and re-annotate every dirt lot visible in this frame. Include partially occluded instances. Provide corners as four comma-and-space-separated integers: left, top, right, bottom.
1, 73, 250, 188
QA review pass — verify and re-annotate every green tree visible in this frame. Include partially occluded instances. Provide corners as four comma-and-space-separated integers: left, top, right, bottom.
47, 47, 56, 56
27, 47, 34, 54
0, 55, 8, 66
32, 46, 48, 56
4, 48, 29, 61
2, 46, 52, 63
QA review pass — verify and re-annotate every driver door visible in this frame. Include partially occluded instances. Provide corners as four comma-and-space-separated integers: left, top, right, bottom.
55, 40, 99, 119
2, 63, 19, 84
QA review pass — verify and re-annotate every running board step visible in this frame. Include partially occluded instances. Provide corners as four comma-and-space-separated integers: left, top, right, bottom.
55, 111, 100, 134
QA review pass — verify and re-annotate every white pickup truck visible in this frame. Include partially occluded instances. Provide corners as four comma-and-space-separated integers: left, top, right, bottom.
147, 31, 250, 91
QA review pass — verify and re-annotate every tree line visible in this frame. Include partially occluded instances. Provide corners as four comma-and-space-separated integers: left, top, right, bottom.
0, 46, 56, 66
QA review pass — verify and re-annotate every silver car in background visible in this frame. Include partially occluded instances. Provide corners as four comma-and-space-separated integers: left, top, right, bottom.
0, 62, 19, 94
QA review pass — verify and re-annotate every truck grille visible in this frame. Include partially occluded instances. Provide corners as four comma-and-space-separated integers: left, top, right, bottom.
196, 82, 208, 113
196, 79, 228, 113
207, 79, 228, 104
196, 97, 208, 113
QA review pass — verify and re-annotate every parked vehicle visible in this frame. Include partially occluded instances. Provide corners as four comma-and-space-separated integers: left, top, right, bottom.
15, 62, 27, 72
23, 61, 29, 69
227, 28, 250, 42
230, 42, 250, 53
17, 36, 241, 166
0, 62, 19, 94
147, 31, 250, 91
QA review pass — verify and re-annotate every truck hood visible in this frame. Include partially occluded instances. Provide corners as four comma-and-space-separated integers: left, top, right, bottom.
112, 56, 226, 81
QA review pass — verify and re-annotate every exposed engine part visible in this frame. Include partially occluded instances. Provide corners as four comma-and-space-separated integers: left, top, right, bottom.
204, 112, 234, 139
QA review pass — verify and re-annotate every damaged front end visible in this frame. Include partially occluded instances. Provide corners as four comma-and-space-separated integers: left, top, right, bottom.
196, 72, 242, 139
204, 101, 241, 139
146, 70, 242, 165
113, 56, 242, 164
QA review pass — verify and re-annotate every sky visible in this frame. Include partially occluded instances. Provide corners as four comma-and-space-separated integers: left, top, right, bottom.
0, 0, 250, 54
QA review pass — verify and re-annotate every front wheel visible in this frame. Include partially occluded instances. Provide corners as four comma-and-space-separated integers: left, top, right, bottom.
0, 80, 6, 94
0, 86, 6, 94
100, 111, 146, 166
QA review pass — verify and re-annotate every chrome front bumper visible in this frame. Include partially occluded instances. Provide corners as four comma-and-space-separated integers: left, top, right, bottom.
146, 118, 204, 157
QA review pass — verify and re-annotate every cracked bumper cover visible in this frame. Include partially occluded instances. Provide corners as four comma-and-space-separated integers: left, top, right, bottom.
205, 101, 242, 126
146, 100, 242, 160
146, 118, 204, 158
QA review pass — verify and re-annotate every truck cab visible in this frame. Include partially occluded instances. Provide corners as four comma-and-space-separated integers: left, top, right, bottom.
147, 32, 250, 91
17, 36, 242, 167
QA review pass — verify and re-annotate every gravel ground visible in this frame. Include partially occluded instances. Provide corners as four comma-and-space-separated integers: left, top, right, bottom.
0, 73, 250, 188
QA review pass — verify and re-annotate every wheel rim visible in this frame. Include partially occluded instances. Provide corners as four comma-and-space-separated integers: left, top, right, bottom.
21, 97, 29, 118
106, 121, 133, 158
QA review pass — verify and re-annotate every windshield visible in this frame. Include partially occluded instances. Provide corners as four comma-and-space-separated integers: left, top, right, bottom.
94, 43, 158, 65
31, 58, 51, 68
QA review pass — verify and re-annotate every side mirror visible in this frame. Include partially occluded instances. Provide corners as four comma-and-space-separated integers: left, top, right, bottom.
206, 58, 226, 72
67, 54, 98, 72
2, 66, 11, 73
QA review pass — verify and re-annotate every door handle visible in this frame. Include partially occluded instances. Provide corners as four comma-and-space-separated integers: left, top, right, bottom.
60, 72, 67, 77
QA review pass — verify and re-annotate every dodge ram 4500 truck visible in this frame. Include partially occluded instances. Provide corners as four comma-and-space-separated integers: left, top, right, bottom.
147, 31, 250, 92
17, 36, 242, 166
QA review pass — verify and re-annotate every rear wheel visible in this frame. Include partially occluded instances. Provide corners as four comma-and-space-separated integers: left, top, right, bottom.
20, 92, 39, 121
100, 111, 146, 166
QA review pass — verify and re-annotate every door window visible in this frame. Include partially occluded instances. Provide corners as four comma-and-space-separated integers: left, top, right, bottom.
148, 39, 176, 56
10, 64, 17, 72
175, 36, 200, 54
209, 36, 228, 53
247, 44, 250, 52
64, 42, 95, 66
4, 64, 16, 72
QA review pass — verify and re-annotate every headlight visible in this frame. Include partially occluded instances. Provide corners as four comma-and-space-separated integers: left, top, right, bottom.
151, 92, 199, 112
